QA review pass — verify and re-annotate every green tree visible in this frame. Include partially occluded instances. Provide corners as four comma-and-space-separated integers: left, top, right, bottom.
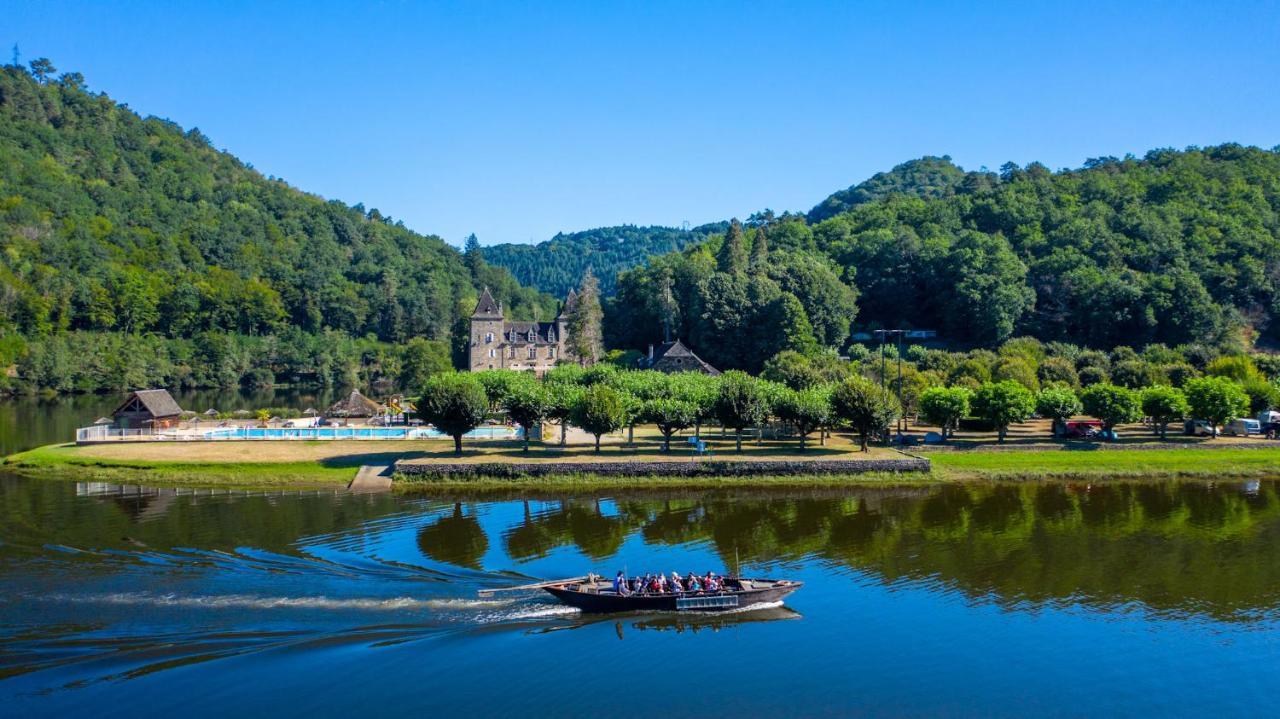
545, 382, 583, 446
1035, 386, 1082, 437
1183, 376, 1250, 438
712, 370, 770, 452
1080, 384, 1142, 439
28, 57, 55, 83
775, 386, 833, 450
919, 386, 971, 440
716, 219, 748, 275
570, 383, 626, 452
832, 376, 901, 451
504, 380, 552, 452
418, 372, 490, 455
643, 398, 698, 452
399, 338, 451, 389
970, 380, 1035, 443
1141, 386, 1189, 439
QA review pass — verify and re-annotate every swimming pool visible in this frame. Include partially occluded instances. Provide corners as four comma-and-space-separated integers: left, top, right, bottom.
201, 426, 520, 440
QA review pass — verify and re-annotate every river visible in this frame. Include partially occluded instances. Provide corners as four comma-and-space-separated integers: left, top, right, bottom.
1, 471, 1278, 717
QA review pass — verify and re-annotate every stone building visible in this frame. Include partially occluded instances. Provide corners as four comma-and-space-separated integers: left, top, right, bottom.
640, 339, 721, 375
468, 288, 576, 374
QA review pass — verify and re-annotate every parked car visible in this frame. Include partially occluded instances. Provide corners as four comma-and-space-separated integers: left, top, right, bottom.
1223, 418, 1263, 437
1061, 420, 1103, 438
1184, 419, 1214, 437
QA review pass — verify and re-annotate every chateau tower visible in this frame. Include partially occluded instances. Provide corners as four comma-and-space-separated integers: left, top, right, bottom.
469, 287, 505, 371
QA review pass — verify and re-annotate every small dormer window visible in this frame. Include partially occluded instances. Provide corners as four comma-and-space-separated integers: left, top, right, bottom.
547, 329, 555, 342
528, 330, 536, 342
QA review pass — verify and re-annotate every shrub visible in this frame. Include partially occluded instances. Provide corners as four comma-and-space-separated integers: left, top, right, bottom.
1037, 356, 1079, 388
1110, 360, 1164, 389
1078, 366, 1109, 387
992, 357, 1039, 392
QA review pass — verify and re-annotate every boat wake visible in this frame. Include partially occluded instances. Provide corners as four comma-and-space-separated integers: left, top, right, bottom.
40, 592, 443, 611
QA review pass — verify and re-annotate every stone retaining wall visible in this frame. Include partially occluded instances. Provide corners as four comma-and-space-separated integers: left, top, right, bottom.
393, 456, 930, 479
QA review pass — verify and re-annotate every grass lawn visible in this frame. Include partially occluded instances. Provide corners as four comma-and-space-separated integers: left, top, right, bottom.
930, 447, 1280, 480
2, 443, 358, 489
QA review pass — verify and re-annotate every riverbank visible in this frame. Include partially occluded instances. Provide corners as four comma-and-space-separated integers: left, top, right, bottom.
9, 435, 1280, 491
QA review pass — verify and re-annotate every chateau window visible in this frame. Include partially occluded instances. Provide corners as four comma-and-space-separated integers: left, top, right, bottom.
488, 348, 496, 358
509, 346, 517, 358
528, 330, 536, 342
528, 346, 537, 359
549, 347, 556, 359
547, 330, 555, 342
484, 332, 494, 344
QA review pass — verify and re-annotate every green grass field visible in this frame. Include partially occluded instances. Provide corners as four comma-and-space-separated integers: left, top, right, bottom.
930, 447, 1280, 480
9, 440, 1280, 491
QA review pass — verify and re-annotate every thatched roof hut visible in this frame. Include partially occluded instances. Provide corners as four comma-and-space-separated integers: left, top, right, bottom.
111, 389, 184, 429
326, 390, 383, 418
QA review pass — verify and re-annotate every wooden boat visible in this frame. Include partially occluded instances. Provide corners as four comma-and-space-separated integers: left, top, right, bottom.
536, 575, 802, 613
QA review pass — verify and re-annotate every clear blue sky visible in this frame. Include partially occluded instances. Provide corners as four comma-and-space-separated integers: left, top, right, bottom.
7, 1, 1279, 246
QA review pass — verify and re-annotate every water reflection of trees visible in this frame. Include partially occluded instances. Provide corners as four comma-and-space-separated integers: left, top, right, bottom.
489, 482, 1280, 620
417, 503, 489, 569
0, 476, 406, 556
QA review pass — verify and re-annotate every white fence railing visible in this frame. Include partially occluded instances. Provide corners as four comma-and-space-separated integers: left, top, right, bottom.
75, 424, 520, 443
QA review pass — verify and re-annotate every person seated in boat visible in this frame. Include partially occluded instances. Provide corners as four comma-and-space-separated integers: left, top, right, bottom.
670, 572, 684, 593
649, 575, 662, 593
614, 571, 628, 595
686, 572, 702, 592
657, 573, 668, 593
705, 572, 719, 592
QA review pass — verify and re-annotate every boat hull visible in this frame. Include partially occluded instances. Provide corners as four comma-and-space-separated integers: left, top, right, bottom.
543, 578, 801, 613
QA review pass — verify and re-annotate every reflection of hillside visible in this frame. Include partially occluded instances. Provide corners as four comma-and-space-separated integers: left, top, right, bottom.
0, 476, 405, 556
498, 482, 1280, 621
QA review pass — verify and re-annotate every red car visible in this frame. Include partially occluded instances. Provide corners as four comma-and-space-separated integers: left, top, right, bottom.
1061, 420, 1103, 438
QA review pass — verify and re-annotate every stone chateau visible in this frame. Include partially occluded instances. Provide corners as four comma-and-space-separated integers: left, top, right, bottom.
468, 287, 577, 373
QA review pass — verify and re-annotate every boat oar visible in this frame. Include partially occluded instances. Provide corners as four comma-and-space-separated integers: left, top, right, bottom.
477, 576, 589, 597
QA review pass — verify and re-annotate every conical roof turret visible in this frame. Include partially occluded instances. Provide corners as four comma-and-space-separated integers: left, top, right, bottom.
471, 287, 502, 318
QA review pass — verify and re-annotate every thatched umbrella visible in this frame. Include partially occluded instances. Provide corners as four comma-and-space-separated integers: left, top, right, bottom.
93, 416, 112, 425
204, 408, 219, 417
325, 390, 383, 419
233, 409, 252, 418
303, 407, 318, 417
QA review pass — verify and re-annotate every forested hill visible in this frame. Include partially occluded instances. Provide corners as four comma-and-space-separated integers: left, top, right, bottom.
0, 62, 552, 392
806, 155, 971, 223
482, 222, 727, 297
607, 145, 1280, 373
485, 157, 973, 297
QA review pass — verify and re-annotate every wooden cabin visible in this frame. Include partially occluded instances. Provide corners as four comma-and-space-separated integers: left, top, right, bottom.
111, 389, 184, 429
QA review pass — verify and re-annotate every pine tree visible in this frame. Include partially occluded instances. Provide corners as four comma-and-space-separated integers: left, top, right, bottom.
750, 226, 770, 272
567, 268, 604, 365
463, 234, 485, 279
716, 219, 747, 275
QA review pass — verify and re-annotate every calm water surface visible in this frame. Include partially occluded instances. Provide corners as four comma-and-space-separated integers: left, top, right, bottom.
1, 475, 1278, 717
